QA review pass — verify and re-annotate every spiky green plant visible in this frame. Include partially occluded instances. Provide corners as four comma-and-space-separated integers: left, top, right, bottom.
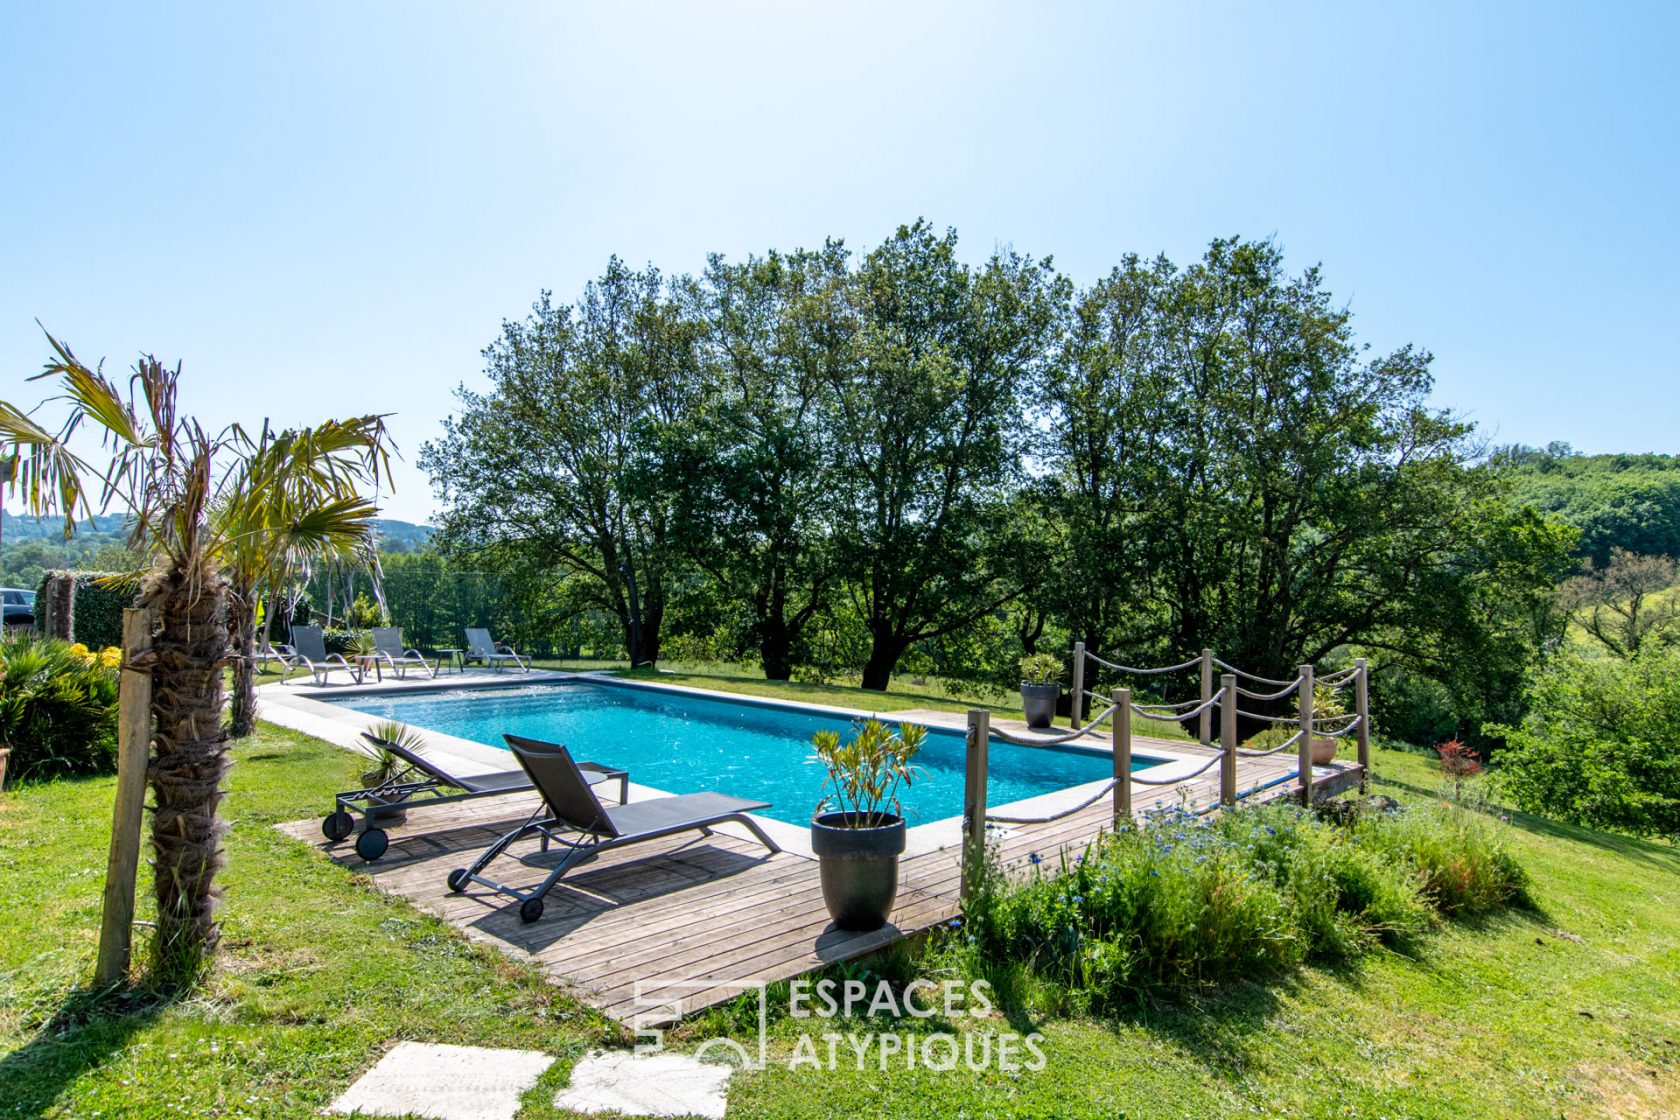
811, 719, 925, 827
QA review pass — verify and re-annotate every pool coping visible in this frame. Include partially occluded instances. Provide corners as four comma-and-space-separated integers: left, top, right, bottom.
256, 671, 1202, 860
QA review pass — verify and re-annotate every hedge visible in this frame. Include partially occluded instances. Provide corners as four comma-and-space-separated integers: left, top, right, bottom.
35, 571, 135, 649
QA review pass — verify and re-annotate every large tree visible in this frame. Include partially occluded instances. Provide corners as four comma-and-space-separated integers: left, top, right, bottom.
830, 222, 1063, 690
1042, 238, 1572, 726
421, 260, 704, 664
663, 246, 849, 679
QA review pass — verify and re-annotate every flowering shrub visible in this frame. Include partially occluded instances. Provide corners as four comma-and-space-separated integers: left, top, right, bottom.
950, 798, 1524, 1012
0, 635, 122, 783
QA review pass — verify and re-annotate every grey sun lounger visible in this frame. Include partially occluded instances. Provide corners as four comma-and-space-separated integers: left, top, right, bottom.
446, 734, 779, 923
284, 625, 363, 686
322, 731, 629, 862
464, 627, 529, 672
372, 627, 438, 679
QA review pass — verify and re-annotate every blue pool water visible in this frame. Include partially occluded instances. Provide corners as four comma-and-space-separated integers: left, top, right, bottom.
326, 681, 1164, 827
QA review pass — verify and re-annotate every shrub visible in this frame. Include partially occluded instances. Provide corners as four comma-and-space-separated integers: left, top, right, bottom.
0, 635, 122, 783
31, 570, 135, 648
1488, 649, 1680, 842
951, 798, 1522, 1011
1018, 653, 1063, 686
1355, 802, 1528, 914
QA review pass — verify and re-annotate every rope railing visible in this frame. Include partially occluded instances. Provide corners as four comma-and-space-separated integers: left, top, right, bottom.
988, 702, 1119, 747
1132, 689, 1225, 721
953, 652, 1374, 896
987, 779, 1119, 824
1235, 729, 1305, 757
1211, 657, 1297, 687
1312, 713, 1363, 738
1236, 678, 1303, 701
1130, 750, 1226, 786
1085, 651, 1203, 675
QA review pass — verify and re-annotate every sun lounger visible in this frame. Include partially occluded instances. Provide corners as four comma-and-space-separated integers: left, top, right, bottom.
464, 628, 528, 672
322, 731, 629, 861
371, 627, 438, 679
446, 734, 778, 923
285, 625, 363, 686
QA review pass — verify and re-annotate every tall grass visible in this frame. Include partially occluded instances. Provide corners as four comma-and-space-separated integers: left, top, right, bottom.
946, 798, 1526, 1014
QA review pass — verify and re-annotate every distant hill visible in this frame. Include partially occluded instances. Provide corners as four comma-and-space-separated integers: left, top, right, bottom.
373, 519, 434, 553
1499, 445, 1680, 564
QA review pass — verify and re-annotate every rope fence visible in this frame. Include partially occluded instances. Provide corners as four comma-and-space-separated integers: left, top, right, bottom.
959, 648, 1375, 896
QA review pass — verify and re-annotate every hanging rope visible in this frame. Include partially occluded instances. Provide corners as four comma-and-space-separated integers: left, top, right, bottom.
1209, 661, 1296, 688
1130, 750, 1226, 786
1236, 678, 1304, 701
1235, 729, 1305, 757
1315, 665, 1363, 688
988, 702, 1119, 747
1133, 689, 1225, 721
986, 779, 1119, 824
1085, 652, 1202, 675
1313, 713, 1363, 738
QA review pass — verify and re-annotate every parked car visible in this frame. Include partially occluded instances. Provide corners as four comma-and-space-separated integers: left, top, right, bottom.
2, 588, 36, 629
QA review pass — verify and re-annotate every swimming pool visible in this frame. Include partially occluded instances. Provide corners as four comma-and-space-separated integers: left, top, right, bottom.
325, 680, 1165, 827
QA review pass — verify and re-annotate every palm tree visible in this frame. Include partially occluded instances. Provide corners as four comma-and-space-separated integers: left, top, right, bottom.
0, 333, 391, 982
220, 420, 391, 738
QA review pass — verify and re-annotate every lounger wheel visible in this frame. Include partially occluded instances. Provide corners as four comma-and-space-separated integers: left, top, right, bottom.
322, 811, 354, 842
355, 828, 389, 862
518, 897, 544, 924
447, 868, 470, 893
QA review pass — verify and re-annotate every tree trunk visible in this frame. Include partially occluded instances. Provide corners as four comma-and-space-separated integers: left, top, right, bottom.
227, 583, 258, 739
860, 630, 906, 692
760, 616, 794, 682
140, 554, 231, 984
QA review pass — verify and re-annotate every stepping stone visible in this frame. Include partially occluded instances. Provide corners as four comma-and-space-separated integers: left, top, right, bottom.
554, 1050, 732, 1119
330, 1041, 554, 1120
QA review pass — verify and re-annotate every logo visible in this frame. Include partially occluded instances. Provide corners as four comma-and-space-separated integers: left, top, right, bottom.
631, 977, 1045, 1072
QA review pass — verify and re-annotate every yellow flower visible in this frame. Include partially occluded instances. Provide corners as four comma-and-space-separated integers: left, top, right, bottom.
67, 642, 91, 661
99, 647, 122, 669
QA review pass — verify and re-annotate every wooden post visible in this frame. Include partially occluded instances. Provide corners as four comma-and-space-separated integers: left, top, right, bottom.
1113, 688, 1132, 828
96, 608, 153, 988
960, 709, 990, 904
1198, 648, 1213, 746
1355, 657, 1370, 793
1069, 641, 1085, 728
1219, 673, 1237, 806
1297, 664, 1315, 807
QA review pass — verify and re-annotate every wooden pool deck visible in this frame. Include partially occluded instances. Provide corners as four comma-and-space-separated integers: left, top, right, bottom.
278, 723, 1363, 1025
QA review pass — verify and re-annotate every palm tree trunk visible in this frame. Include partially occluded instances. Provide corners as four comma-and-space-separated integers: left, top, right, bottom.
140, 554, 231, 983
227, 578, 258, 739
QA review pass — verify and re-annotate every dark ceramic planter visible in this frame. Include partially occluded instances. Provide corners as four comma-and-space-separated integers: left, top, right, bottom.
811, 811, 906, 931
1020, 682, 1060, 729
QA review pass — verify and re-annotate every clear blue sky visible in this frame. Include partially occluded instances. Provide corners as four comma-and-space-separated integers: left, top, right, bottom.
3, 1, 1675, 522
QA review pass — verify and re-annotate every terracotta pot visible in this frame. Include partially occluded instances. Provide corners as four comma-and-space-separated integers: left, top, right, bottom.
1310, 737, 1337, 766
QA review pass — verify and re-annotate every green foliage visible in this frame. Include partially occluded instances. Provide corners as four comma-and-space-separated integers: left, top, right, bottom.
67, 571, 132, 648
955, 798, 1522, 1011
0, 635, 120, 783
1499, 443, 1680, 563
811, 718, 925, 824
1355, 801, 1528, 913
345, 593, 382, 629
1489, 649, 1680, 841
1018, 651, 1063, 685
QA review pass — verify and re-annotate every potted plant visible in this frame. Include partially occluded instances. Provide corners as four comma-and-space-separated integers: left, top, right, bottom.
361, 720, 424, 826
1018, 652, 1063, 729
809, 719, 924, 932
1309, 683, 1346, 765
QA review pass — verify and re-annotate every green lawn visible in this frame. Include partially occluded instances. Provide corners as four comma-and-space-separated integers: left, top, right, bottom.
2, 716, 1677, 1118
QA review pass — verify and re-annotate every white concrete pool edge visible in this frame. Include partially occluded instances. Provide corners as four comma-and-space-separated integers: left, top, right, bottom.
255, 671, 1202, 860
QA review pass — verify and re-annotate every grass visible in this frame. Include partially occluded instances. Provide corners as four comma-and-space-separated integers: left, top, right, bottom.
2, 710, 1677, 1117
